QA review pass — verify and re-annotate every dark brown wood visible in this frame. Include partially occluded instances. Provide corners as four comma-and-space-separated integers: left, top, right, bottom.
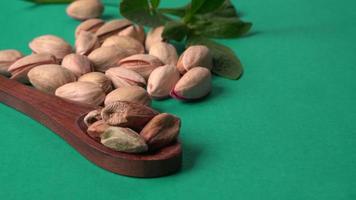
0, 75, 182, 178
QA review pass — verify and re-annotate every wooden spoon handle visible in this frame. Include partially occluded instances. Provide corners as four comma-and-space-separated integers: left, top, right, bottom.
0, 75, 94, 122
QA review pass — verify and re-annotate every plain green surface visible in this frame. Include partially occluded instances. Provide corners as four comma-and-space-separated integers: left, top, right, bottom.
1, 0, 356, 199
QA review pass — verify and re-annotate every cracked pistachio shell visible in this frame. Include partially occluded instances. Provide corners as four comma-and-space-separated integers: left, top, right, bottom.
75, 31, 100, 55
145, 26, 164, 51
84, 108, 103, 126
95, 19, 132, 43
171, 67, 211, 100
75, 18, 104, 37
104, 86, 151, 106
100, 127, 148, 153
140, 113, 181, 150
177, 45, 213, 74
28, 64, 76, 94
101, 101, 158, 130
118, 54, 163, 80
66, 0, 104, 20
118, 25, 145, 44
8, 53, 57, 83
29, 35, 72, 60
87, 120, 110, 140
88, 46, 129, 72
149, 42, 178, 66
105, 67, 146, 88
55, 81, 105, 106
61, 53, 93, 77
102, 35, 145, 55
0, 49, 23, 76
147, 65, 180, 99
78, 72, 112, 94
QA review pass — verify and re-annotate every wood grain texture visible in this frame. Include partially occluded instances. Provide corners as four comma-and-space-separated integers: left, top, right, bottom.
0, 75, 182, 177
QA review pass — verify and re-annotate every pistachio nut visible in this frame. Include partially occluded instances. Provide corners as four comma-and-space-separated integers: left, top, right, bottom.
149, 42, 178, 66
140, 113, 181, 150
147, 65, 180, 99
75, 31, 100, 55
87, 46, 129, 72
29, 35, 72, 60
28, 64, 76, 94
171, 67, 211, 100
102, 35, 144, 55
100, 127, 148, 153
101, 101, 159, 130
75, 18, 104, 37
118, 54, 163, 80
87, 120, 110, 140
0, 49, 23, 76
105, 67, 146, 88
61, 53, 92, 77
8, 53, 57, 83
104, 86, 151, 106
78, 72, 112, 93
55, 81, 105, 106
84, 108, 103, 126
95, 19, 132, 43
177, 45, 213, 74
66, 0, 104, 20
118, 25, 145, 44
145, 26, 164, 51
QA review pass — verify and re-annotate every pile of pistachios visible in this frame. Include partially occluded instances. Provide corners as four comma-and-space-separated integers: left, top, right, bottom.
0, 0, 218, 153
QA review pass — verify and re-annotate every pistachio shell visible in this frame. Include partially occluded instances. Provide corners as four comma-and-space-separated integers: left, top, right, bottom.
104, 86, 151, 106
0, 49, 23, 76
105, 67, 146, 88
95, 19, 132, 43
87, 120, 110, 140
61, 53, 92, 77
140, 113, 180, 150
102, 35, 145, 55
55, 81, 105, 106
145, 26, 164, 51
75, 18, 104, 37
78, 72, 112, 93
101, 101, 158, 130
87, 46, 129, 72
66, 0, 104, 20
147, 65, 180, 99
171, 67, 211, 100
177, 45, 213, 74
28, 64, 76, 94
29, 35, 72, 60
100, 127, 148, 153
84, 108, 103, 126
118, 25, 145, 44
75, 31, 100, 55
8, 53, 57, 83
149, 42, 178, 66
118, 54, 163, 80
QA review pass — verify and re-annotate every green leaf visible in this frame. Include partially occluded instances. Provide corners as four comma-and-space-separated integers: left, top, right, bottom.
162, 21, 188, 41
120, 0, 170, 27
190, 0, 225, 14
207, 0, 238, 18
22, 0, 73, 3
187, 37, 243, 79
159, 4, 189, 17
150, 0, 160, 9
192, 17, 252, 38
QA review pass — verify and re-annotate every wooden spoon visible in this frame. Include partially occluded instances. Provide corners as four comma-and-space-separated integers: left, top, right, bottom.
0, 75, 182, 177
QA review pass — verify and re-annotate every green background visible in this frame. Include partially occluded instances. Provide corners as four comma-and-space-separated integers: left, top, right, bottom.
1, 0, 356, 199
